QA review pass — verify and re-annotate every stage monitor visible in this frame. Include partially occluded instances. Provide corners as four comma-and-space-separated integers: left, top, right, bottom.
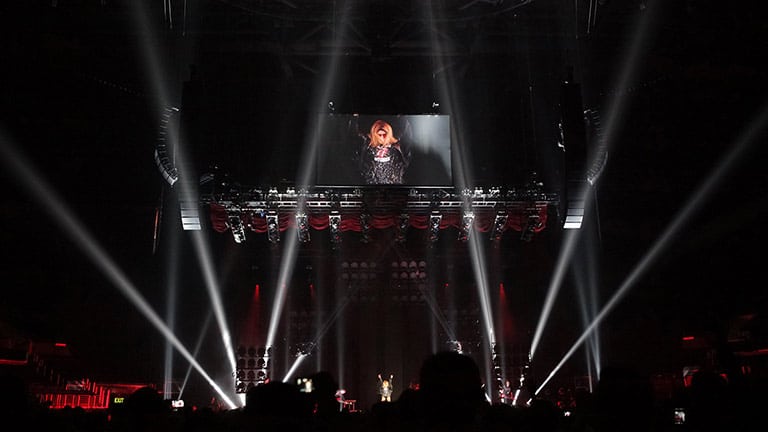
315, 114, 452, 187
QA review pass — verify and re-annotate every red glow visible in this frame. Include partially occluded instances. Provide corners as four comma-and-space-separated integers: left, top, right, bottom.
253, 284, 260, 300
682, 336, 695, 341
54, 342, 67, 347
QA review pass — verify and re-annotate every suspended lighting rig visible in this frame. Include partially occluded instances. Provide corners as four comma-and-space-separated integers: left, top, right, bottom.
196, 184, 559, 244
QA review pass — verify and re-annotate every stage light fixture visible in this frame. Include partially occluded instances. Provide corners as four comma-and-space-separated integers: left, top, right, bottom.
521, 209, 543, 242
491, 212, 508, 241
360, 212, 371, 243
429, 212, 442, 243
296, 211, 310, 243
396, 213, 409, 243
459, 211, 475, 242
227, 212, 246, 243
267, 212, 280, 244
329, 212, 341, 245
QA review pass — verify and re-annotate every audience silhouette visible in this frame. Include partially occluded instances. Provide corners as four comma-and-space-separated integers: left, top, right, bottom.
5, 353, 768, 432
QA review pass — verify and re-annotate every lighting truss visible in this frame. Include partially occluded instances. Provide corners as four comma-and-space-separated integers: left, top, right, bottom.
429, 212, 442, 243
198, 186, 560, 243
491, 212, 508, 241
296, 211, 309, 243
266, 212, 280, 244
459, 210, 475, 242
227, 211, 246, 243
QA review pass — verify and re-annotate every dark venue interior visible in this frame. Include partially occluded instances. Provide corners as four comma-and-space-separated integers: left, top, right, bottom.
1, 1, 767, 430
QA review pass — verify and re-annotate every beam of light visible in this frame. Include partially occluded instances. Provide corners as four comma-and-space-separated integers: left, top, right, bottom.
416, 282, 458, 342
423, 3, 498, 391
178, 311, 213, 400
468, 233, 497, 346
304, 291, 354, 358
0, 131, 238, 409
271, 261, 353, 374
163, 217, 180, 400
572, 228, 602, 381
529, 228, 581, 359
332, 257, 346, 389
266, 1, 351, 352
190, 231, 238, 372
281, 279, 365, 383
282, 354, 309, 383
530, 1, 662, 361
534, 102, 768, 396
131, 1, 239, 385
311, 282, 323, 371
586, 1, 661, 184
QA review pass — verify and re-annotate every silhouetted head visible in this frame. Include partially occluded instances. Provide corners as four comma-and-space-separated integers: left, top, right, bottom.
419, 351, 487, 425
245, 381, 312, 419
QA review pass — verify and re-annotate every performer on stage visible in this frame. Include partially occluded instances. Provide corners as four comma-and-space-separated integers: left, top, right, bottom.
377, 373, 394, 402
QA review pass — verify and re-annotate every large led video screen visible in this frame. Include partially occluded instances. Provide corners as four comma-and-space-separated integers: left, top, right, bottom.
315, 114, 452, 187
